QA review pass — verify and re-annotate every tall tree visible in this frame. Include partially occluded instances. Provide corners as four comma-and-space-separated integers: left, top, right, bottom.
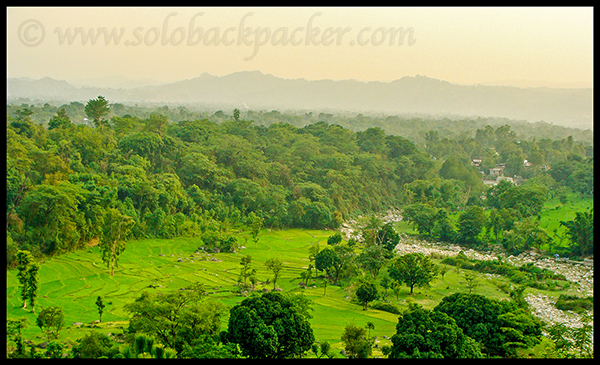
143, 113, 169, 136
96, 296, 106, 322
17, 182, 87, 255
314, 247, 343, 284
560, 208, 593, 257
71, 331, 117, 359
16, 250, 35, 309
457, 205, 487, 246
359, 214, 383, 246
125, 283, 222, 354
26, 263, 40, 313
100, 208, 135, 276
402, 203, 438, 236
48, 108, 72, 130
487, 182, 548, 218
356, 244, 388, 278
435, 293, 542, 357
35, 306, 64, 340
238, 255, 256, 288
376, 222, 400, 255
248, 212, 264, 248
85, 95, 110, 128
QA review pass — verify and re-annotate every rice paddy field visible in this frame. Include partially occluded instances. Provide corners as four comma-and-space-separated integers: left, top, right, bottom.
7, 229, 395, 356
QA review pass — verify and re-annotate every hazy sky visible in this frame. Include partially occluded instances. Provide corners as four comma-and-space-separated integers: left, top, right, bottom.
7, 6, 593, 87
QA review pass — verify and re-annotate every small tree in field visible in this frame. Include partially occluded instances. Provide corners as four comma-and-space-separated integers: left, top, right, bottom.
462, 270, 480, 294
312, 341, 334, 358
388, 253, 437, 295
96, 296, 106, 322
227, 292, 315, 358
315, 247, 342, 284
248, 212, 264, 249
365, 322, 375, 339
389, 303, 483, 358
36, 306, 64, 340
327, 232, 342, 245
265, 257, 283, 290
238, 255, 256, 288
355, 279, 378, 310
391, 280, 402, 300
341, 322, 372, 358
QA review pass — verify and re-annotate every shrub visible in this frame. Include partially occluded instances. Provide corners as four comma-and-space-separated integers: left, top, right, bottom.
201, 231, 238, 253
555, 295, 593, 314
370, 301, 400, 314
327, 232, 342, 245
509, 271, 530, 284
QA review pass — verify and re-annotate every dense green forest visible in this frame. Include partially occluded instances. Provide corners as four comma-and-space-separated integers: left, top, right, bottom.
6, 98, 593, 265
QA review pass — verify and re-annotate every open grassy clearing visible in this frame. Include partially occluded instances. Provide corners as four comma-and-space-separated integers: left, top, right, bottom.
6, 224, 586, 357
538, 195, 593, 250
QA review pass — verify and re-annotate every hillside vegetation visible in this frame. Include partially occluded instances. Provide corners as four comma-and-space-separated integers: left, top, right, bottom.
6, 98, 593, 358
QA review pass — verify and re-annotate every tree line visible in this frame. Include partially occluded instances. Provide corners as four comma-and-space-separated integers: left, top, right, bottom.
6, 101, 594, 147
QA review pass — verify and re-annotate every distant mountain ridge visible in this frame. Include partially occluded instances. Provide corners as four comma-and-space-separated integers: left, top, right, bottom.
6, 71, 593, 129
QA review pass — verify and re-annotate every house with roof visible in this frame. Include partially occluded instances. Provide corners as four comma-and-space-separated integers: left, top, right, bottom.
489, 166, 504, 177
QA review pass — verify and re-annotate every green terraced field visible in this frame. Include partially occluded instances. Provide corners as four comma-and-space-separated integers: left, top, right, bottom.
5, 226, 583, 357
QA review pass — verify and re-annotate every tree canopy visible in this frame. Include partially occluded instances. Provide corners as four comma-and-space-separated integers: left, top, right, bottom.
434, 293, 543, 357
560, 208, 593, 257
124, 283, 223, 354
226, 292, 315, 359
389, 303, 483, 358
388, 253, 437, 294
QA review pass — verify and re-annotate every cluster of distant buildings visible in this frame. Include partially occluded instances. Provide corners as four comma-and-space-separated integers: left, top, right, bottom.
472, 158, 550, 187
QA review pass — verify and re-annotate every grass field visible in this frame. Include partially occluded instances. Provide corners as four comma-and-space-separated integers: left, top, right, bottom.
538, 195, 593, 250
6, 206, 589, 357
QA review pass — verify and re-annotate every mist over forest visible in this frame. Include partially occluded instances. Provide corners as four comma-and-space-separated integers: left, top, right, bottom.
7, 71, 593, 131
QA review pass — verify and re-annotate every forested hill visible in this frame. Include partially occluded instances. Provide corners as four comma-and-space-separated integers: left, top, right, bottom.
6, 100, 593, 264
7, 72, 593, 130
